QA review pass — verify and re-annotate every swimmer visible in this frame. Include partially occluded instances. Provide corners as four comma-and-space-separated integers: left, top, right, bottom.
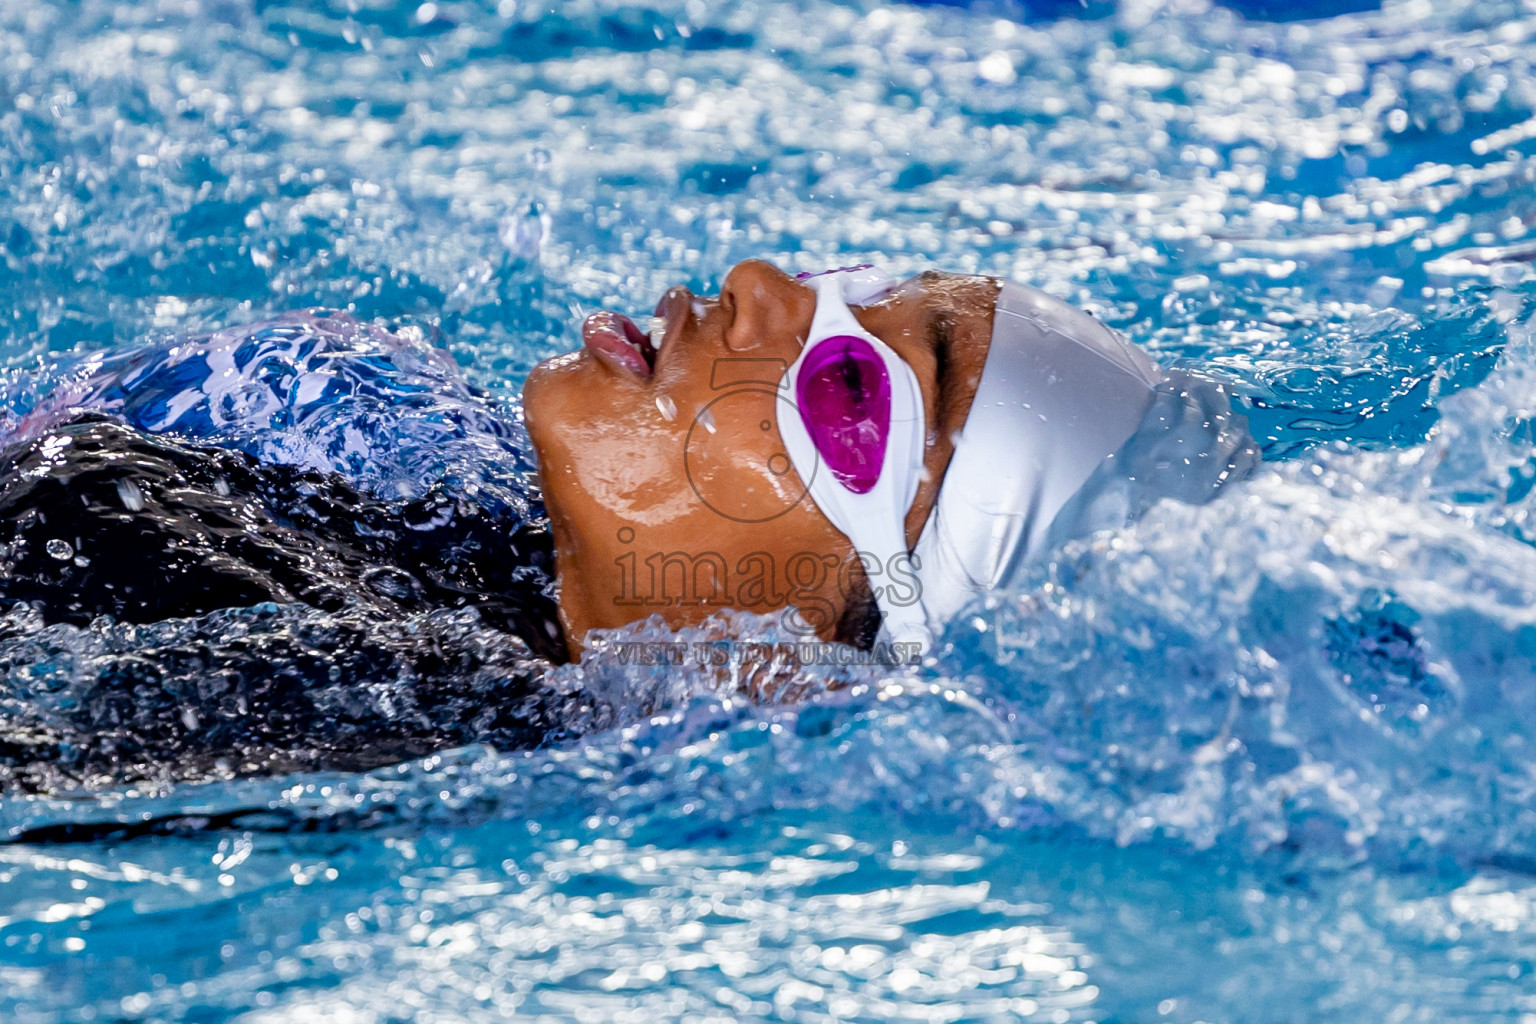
1, 261, 1255, 662
523, 260, 1258, 659
0, 261, 1256, 786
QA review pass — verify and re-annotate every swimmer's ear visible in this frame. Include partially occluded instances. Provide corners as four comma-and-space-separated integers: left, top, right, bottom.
722, 260, 815, 352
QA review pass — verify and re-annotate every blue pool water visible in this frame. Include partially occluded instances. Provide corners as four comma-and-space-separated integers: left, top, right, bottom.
4, 0, 1536, 1020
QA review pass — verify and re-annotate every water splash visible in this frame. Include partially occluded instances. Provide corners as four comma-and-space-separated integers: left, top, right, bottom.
0, 310, 542, 512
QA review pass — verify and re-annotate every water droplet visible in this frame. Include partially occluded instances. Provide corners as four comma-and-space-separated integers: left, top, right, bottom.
697, 407, 717, 434
499, 199, 548, 261
655, 395, 677, 421
365, 566, 418, 600
46, 539, 73, 561
116, 478, 145, 512
978, 51, 1016, 86
649, 316, 667, 349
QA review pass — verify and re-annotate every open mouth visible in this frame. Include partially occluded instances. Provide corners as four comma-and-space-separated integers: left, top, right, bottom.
582, 289, 693, 379
581, 311, 658, 377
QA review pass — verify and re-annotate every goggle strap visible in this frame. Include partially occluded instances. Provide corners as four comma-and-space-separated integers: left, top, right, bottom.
802, 274, 869, 344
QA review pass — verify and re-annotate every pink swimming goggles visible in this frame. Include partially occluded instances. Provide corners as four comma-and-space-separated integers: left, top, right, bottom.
776, 266, 930, 645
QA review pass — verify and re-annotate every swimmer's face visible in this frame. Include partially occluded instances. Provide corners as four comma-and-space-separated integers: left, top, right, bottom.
523, 259, 992, 659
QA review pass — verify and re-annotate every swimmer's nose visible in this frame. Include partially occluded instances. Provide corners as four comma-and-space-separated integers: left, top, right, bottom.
721, 259, 815, 353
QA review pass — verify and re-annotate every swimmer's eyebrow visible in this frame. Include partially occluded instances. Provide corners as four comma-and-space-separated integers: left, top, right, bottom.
930, 308, 952, 356
930, 304, 963, 428
928, 307, 952, 382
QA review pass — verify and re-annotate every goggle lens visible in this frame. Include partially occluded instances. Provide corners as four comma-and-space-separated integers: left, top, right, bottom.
795, 335, 891, 495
